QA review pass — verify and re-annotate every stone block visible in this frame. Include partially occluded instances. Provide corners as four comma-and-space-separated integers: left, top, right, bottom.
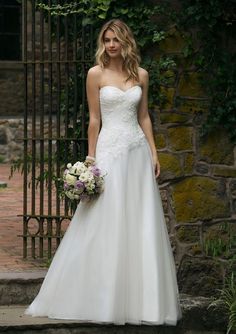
195, 163, 209, 174
159, 26, 185, 53
158, 152, 182, 181
160, 112, 189, 124
155, 133, 166, 149
172, 176, 230, 223
0, 127, 8, 145
167, 126, 193, 151
178, 72, 206, 97
176, 225, 200, 243
160, 87, 175, 109
178, 256, 223, 297
199, 131, 235, 165
233, 199, 236, 213
159, 69, 177, 88
183, 153, 194, 174
213, 167, 236, 178
178, 99, 209, 114
230, 180, 236, 197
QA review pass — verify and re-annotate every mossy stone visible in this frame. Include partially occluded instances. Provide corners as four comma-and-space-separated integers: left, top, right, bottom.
178, 256, 223, 297
155, 133, 166, 149
161, 69, 176, 86
172, 176, 230, 223
160, 112, 189, 124
159, 27, 185, 53
177, 225, 200, 243
178, 72, 206, 97
183, 153, 194, 174
199, 131, 234, 165
230, 180, 236, 196
158, 152, 182, 182
167, 126, 193, 151
160, 87, 175, 109
178, 99, 209, 114
213, 167, 236, 178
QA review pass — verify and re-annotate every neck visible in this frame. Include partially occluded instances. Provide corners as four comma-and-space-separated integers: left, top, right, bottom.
107, 57, 124, 73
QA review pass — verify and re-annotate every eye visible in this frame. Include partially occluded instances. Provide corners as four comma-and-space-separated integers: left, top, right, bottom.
104, 38, 110, 43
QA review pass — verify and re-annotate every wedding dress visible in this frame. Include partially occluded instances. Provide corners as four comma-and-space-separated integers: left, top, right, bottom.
25, 85, 182, 325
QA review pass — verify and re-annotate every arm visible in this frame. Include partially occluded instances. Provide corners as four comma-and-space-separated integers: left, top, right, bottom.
86, 67, 101, 161
138, 69, 160, 178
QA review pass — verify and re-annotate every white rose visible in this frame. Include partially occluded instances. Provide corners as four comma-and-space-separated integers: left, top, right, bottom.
65, 174, 77, 185
79, 171, 92, 182
67, 163, 72, 169
79, 172, 87, 182
65, 191, 75, 199
86, 183, 95, 190
74, 162, 87, 173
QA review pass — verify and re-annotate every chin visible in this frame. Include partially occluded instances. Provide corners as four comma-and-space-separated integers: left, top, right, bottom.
108, 53, 121, 59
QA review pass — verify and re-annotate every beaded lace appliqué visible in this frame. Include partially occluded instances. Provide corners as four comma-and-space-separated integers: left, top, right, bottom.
96, 86, 146, 165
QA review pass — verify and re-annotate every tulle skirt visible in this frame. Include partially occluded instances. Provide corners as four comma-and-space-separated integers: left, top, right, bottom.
25, 139, 182, 325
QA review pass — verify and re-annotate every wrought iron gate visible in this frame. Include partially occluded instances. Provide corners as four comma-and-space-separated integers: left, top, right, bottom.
22, 0, 93, 258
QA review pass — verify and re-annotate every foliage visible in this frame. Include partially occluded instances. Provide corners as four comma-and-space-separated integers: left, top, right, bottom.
37, 0, 176, 108
38, 0, 236, 142
205, 222, 236, 332
203, 223, 236, 258
177, 0, 236, 142
37, 0, 112, 24
209, 272, 236, 333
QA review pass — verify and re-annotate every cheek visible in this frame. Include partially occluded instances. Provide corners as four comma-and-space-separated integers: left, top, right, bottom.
116, 43, 122, 51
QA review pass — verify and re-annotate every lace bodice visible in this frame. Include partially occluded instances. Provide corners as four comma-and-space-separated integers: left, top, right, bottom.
96, 85, 146, 165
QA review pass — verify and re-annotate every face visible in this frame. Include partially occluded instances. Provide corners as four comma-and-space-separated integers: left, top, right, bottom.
103, 29, 122, 59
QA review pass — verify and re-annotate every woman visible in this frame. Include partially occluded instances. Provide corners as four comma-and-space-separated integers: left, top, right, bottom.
25, 19, 182, 325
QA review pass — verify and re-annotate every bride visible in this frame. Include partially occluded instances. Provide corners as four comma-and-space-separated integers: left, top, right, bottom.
25, 19, 182, 325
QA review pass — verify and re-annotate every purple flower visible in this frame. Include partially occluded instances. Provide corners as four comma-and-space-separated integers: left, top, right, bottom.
91, 166, 101, 177
75, 180, 84, 189
64, 182, 69, 190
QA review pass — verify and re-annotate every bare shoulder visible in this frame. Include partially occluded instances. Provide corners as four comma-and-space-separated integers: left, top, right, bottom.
87, 65, 103, 87
88, 65, 102, 77
88, 64, 102, 74
138, 67, 148, 79
138, 67, 149, 88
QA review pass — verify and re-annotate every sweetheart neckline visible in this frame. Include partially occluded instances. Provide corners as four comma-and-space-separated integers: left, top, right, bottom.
100, 85, 142, 93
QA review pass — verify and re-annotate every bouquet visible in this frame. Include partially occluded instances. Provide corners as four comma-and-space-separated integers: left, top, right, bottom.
63, 161, 105, 202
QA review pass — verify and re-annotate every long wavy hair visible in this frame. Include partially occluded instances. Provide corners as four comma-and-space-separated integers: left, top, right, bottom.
95, 19, 140, 82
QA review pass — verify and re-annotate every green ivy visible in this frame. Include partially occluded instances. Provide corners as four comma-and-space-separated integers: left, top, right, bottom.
177, 0, 236, 142
37, 0, 176, 109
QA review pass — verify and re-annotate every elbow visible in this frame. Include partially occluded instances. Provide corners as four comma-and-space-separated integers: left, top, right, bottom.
138, 115, 147, 127
88, 118, 101, 134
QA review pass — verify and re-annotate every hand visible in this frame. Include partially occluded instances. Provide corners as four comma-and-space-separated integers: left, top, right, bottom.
84, 155, 96, 167
152, 154, 160, 178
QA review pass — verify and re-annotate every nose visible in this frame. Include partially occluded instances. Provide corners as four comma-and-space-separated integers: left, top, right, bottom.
109, 40, 114, 47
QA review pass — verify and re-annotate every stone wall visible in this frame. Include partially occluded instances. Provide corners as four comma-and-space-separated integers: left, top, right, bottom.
0, 63, 24, 116
0, 118, 23, 162
0, 117, 63, 162
154, 26, 236, 297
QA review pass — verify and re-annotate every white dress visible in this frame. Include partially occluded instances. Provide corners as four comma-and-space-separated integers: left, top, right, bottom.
25, 85, 182, 325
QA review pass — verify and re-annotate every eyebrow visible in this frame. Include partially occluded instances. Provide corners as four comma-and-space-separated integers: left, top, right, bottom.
104, 37, 119, 40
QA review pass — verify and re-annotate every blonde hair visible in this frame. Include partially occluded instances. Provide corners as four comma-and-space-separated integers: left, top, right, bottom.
95, 19, 140, 82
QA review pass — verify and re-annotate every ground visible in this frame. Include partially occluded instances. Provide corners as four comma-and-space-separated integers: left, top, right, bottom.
0, 163, 46, 272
